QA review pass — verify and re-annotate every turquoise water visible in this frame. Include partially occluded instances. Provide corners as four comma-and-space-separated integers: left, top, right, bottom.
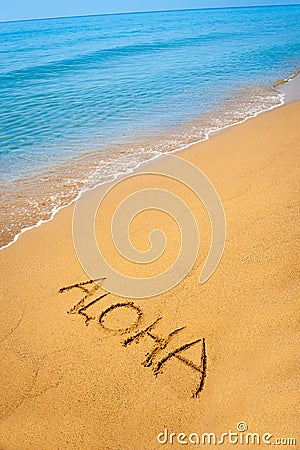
0, 5, 299, 246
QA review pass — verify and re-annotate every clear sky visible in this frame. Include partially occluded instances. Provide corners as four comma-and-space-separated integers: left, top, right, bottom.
1, 0, 299, 22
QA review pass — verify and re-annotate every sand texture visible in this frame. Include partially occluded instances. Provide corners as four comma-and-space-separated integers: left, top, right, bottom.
0, 101, 299, 449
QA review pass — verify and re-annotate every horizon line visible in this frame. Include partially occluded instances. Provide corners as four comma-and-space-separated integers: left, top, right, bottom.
1, 3, 300, 25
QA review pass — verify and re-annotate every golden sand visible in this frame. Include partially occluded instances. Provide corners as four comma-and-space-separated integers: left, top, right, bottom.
0, 101, 299, 449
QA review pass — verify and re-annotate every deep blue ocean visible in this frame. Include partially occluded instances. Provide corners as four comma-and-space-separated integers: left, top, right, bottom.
0, 5, 299, 246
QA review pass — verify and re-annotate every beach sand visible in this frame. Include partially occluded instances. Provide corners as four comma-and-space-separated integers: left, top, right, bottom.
0, 101, 299, 449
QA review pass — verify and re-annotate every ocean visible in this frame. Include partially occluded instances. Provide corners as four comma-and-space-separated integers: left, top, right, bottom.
0, 5, 299, 247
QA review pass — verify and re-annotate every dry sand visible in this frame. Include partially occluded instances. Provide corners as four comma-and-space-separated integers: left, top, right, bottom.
0, 101, 299, 449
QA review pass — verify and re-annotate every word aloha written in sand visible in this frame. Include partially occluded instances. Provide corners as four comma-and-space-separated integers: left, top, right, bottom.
59, 279, 207, 398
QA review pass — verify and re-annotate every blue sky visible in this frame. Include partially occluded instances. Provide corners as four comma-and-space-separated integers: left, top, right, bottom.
1, 0, 299, 22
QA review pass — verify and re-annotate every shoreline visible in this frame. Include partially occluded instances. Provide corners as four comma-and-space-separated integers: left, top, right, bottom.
3, 70, 300, 252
